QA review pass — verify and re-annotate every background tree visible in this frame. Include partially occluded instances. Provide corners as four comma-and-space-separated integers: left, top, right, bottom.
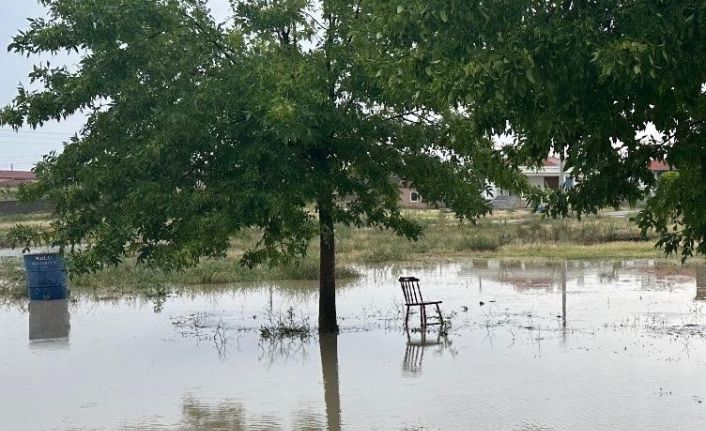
370, 0, 706, 260
2, 0, 520, 332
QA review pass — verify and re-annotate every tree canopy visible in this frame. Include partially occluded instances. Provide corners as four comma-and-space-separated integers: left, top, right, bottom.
369, 0, 706, 260
6, 1, 705, 334
1, 0, 518, 332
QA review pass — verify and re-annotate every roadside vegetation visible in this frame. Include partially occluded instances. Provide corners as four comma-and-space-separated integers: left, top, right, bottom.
0, 188, 17, 202
340, 209, 659, 262
0, 212, 52, 248
0, 209, 670, 299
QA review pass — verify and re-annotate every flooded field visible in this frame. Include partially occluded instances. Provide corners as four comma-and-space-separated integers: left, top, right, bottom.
2, 259, 706, 430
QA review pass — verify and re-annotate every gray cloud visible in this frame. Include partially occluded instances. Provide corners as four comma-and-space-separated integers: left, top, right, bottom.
1, 0, 231, 170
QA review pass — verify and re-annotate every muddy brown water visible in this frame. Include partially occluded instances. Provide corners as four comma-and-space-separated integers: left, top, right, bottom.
2, 259, 706, 430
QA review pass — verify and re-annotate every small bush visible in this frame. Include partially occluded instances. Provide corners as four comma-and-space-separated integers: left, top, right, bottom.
259, 307, 311, 340
0, 257, 26, 300
454, 235, 499, 252
361, 246, 403, 263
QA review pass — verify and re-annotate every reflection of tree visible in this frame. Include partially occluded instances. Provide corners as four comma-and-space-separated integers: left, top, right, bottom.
179, 397, 251, 430
257, 336, 310, 367
319, 334, 342, 431
401, 328, 454, 377
254, 335, 340, 429
177, 396, 325, 430
696, 266, 706, 301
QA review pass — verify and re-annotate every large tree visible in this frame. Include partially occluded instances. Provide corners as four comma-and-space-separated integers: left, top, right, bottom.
2, 0, 518, 332
370, 0, 706, 260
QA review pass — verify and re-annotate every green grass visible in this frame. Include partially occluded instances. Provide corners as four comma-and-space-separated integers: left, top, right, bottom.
0, 256, 360, 300
0, 213, 52, 248
0, 257, 26, 300
452, 234, 500, 252
0, 188, 18, 202
70, 256, 359, 295
334, 211, 662, 263
477, 242, 662, 260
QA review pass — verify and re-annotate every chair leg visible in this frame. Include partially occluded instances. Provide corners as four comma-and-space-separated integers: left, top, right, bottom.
435, 303, 444, 326
420, 305, 427, 327
404, 306, 410, 328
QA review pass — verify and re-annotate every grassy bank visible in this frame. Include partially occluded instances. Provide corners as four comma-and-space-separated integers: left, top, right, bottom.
337, 210, 659, 263
0, 213, 52, 248
0, 255, 359, 300
0, 209, 669, 298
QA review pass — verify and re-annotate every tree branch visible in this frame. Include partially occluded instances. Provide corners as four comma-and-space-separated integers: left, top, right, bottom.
179, 11, 237, 63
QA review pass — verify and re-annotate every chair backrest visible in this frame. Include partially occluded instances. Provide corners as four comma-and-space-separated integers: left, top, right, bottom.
399, 276, 424, 305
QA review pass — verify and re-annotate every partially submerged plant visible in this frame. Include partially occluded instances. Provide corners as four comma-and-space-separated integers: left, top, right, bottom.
259, 307, 311, 340
0, 257, 26, 301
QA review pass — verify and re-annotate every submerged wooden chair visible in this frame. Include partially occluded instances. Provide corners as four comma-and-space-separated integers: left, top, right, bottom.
399, 277, 444, 327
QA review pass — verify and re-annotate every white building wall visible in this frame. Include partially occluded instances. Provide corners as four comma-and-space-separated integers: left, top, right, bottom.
526, 176, 544, 188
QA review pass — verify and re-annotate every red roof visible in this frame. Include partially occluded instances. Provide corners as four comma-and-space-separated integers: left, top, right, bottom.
649, 161, 670, 172
0, 170, 36, 180
0, 170, 37, 186
543, 157, 561, 167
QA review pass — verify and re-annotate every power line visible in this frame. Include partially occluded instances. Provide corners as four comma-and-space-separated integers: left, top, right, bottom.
0, 131, 70, 137
0, 128, 75, 136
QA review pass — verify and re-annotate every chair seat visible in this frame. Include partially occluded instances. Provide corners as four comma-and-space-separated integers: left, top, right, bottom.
405, 300, 443, 306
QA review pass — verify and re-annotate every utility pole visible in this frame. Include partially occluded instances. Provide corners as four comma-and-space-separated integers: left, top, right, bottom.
558, 151, 565, 191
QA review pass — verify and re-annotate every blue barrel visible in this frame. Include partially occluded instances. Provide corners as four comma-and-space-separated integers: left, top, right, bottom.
23, 253, 70, 300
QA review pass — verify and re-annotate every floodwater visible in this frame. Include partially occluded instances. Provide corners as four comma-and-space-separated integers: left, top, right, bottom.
2, 259, 706, 430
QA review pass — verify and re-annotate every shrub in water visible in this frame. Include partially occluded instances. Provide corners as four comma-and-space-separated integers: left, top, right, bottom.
259, 307, 311, 340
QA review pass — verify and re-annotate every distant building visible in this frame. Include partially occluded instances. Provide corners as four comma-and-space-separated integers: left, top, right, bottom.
649, 160, 671, 180
396, 158, 573, 210
397, 157, 671, 210
485, 157, 574, 209
520, 157, 570, 191
0, 170, 37, 187
397, 180, 445, 209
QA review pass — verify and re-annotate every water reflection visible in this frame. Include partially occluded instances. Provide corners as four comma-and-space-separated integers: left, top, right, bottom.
178, 397, 252, 430
172, 396, 326, 431
561, 261, 567, 329
696, 266, 706, 301
6, 258, 706, 430
168, 335, 341, 431
319, 334, 341, 431
457, 259, 694, 293
402, 328, 454, 377
28, 299, 70, 345
461, 259, 579, 291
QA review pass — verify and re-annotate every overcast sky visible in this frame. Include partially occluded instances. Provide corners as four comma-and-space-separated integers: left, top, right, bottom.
0, 0, 231, 171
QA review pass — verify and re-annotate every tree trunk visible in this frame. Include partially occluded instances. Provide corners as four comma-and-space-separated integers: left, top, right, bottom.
318, 195, 338, 333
